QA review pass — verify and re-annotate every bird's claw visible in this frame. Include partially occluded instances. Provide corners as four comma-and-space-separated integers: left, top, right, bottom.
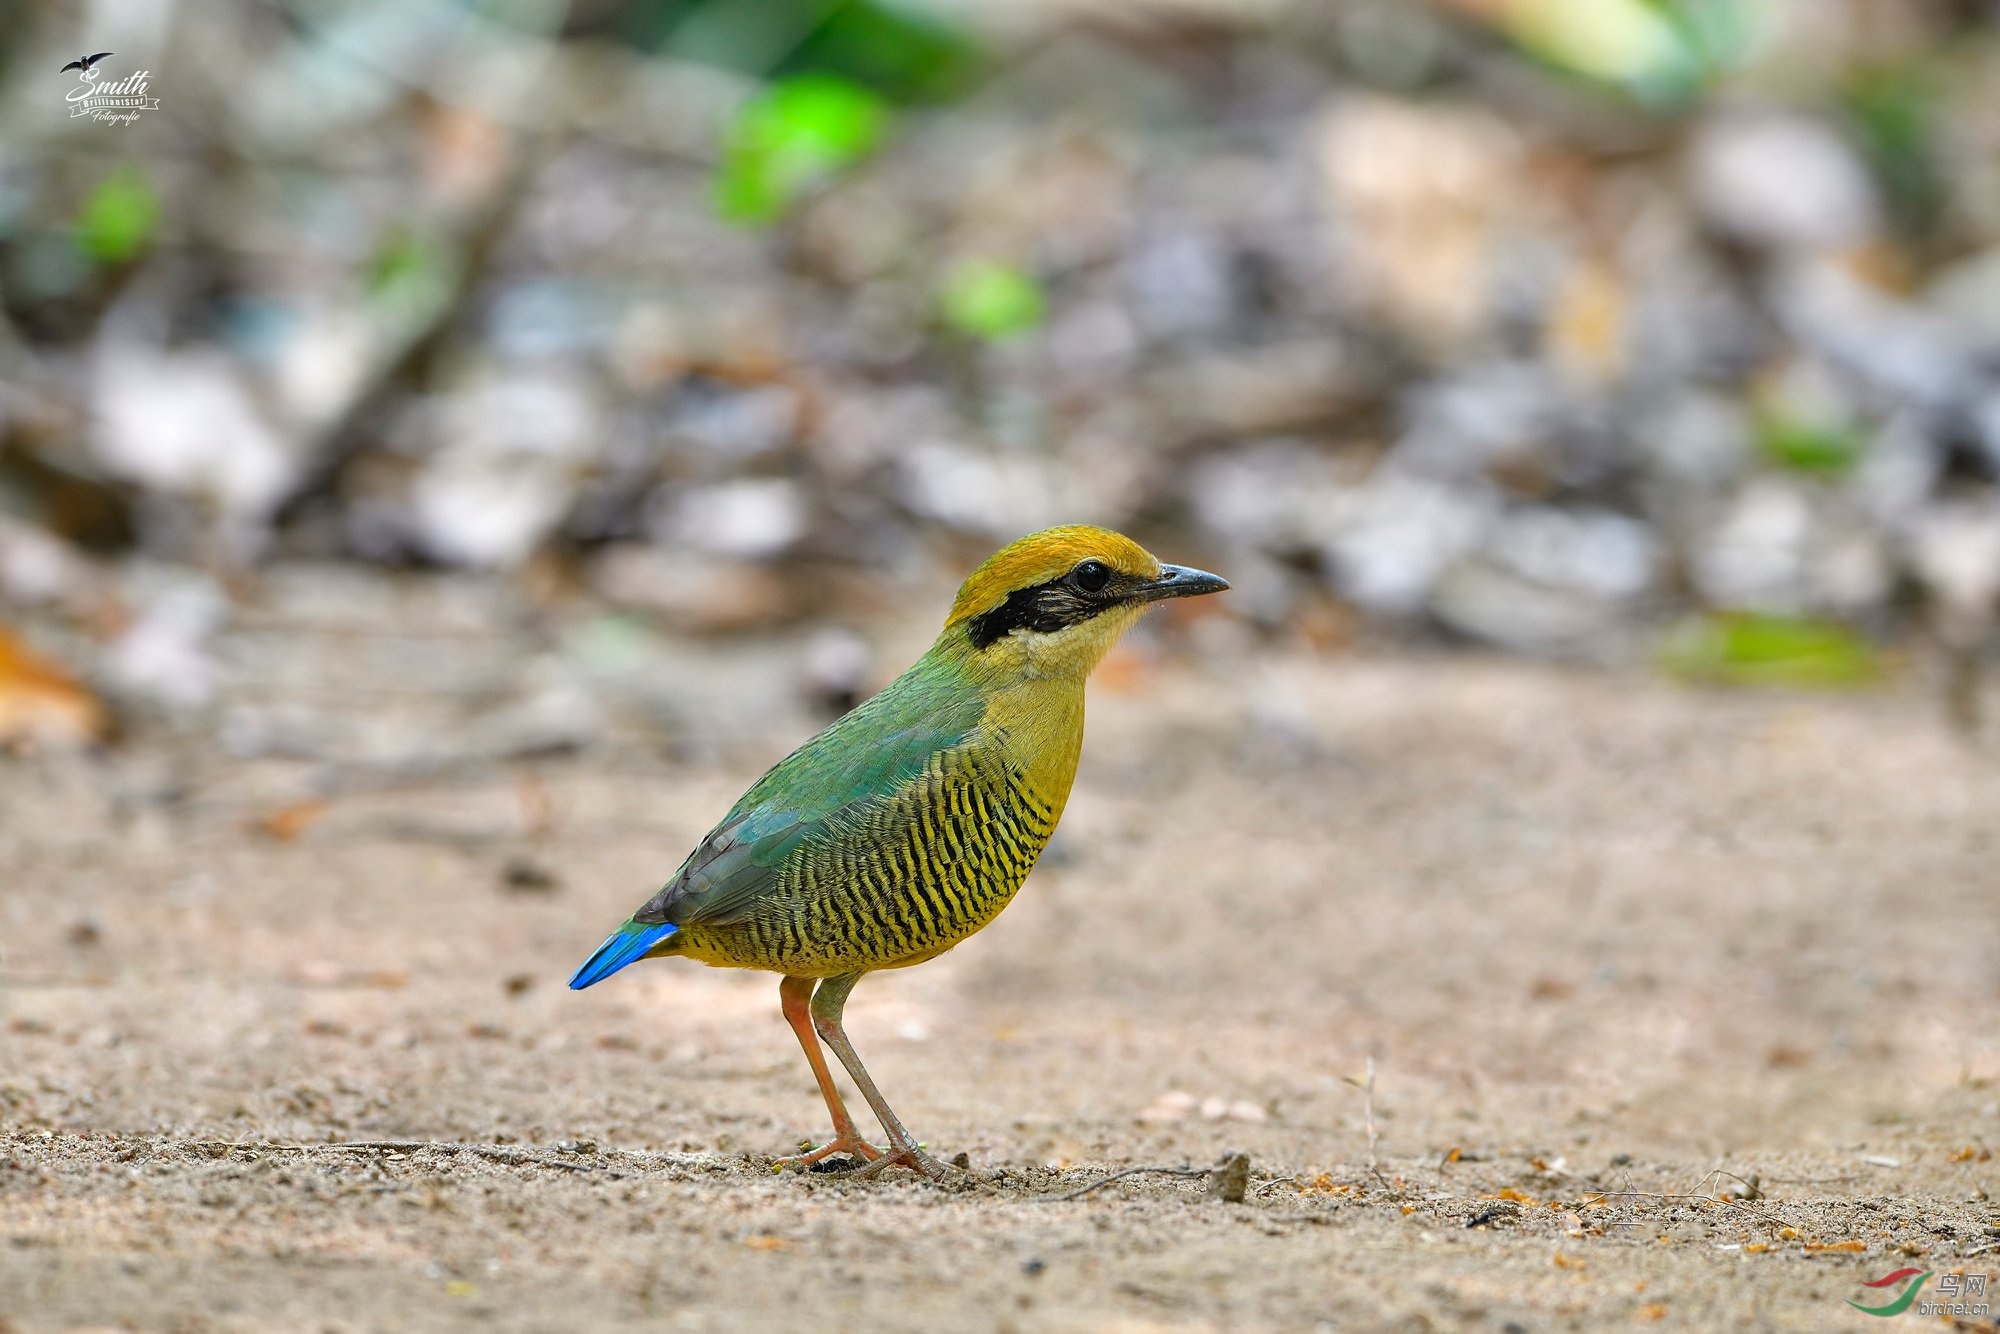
821, 1143, 964, 1182
774, 1134, 885, 1170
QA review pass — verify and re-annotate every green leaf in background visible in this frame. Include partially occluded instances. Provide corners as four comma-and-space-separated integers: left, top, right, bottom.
714, 74, 888, 225
565, 613, 658, 675
1755, 413, 1865, 476
1661, 612, 1883, 688
1844, 63, 1946, 241
367, 227, 449, 301
1503, 0, 1756, 106
783, 1, 982, 103
939, 260, 1045, 341
652, 0, 981, 104
75, 167, 159, 264
1647, 0, 1761, 81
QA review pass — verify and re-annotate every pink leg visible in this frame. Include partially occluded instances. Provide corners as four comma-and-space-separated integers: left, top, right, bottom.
808, 972, 961, 1181
773, 975, 884, 1168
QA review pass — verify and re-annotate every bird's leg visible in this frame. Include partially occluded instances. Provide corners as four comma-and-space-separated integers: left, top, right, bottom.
772, 975, 884, 1168
808, 973, 959, 1181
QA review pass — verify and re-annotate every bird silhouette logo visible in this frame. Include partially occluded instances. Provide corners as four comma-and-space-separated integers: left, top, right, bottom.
61, 52, 114, 80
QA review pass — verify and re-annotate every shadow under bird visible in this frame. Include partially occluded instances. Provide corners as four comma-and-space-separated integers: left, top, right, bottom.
569, 526, 1228, 1178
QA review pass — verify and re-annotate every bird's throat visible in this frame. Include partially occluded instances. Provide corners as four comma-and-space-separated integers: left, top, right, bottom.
982, 677, 1087, 818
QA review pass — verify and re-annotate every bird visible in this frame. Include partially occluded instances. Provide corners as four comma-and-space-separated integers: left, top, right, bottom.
568, 525, 1228, 1178
60, 53, 113, 75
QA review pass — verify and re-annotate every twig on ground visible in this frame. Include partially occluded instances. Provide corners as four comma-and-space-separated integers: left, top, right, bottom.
1582, 1186, 1771, 1217
1685, 1167, 1764, 1202
189, 1139, 680, 1179
1341, 1058, 1378, 1170
1037, 1165, 1211, 1203
1707, 1169, 1763, 1201
321, 1140, 606, 1173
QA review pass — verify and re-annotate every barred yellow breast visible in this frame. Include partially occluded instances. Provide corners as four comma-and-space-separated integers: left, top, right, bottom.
675, 701, 1081, 974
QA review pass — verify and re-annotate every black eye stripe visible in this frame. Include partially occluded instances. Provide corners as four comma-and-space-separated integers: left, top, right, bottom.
965, 584, 1098, 649
965, 564, 1152, 649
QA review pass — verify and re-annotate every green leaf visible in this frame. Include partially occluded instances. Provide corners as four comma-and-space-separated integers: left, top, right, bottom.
939, 260, 1045, 341
75, 167, 159, 264
1844, 63, 1945, 239
1755, 413, 1865, 477
366, 228, 452, 302
368, 229, 427, 295
1661, 613, 1883, 689
714, 75, 888, 225
1504, 0, 1755, 106
565, 614, 658, 674
785, 1, 982, 103
664, 0, 981, 103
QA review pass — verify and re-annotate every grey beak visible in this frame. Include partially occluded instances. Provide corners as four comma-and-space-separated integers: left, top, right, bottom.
1133, 563, 1230, 603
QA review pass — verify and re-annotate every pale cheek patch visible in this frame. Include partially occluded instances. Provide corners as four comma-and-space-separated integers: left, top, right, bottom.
1022, 605, 1146, 679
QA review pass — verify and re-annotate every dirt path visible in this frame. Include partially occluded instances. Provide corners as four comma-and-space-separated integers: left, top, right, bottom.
3, 654, 1998, 1331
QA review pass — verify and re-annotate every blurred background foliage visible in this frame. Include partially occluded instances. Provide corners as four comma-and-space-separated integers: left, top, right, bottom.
4, 0, 2000, 755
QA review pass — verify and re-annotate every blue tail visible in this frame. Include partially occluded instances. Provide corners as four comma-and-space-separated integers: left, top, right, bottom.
569, 921, 678, 990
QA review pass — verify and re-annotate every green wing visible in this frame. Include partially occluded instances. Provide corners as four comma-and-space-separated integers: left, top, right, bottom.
633, 658, 983, 929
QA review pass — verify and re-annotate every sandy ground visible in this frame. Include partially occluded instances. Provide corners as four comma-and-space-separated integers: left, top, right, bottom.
3, 640, 2000, 1331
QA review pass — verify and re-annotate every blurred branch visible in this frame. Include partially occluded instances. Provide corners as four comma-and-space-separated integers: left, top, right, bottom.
269, 123, 569, 529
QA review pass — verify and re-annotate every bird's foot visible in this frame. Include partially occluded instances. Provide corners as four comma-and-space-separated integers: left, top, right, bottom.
825, 1142, 965, 1183
774, 1134, 885, 1171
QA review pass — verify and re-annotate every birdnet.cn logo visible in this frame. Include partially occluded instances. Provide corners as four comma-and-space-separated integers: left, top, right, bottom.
1846, 1267, 1989, 1318
59, 52, 160, 126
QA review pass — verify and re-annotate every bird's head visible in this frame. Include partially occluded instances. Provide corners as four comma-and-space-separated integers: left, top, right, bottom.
943, 525, 1228, 679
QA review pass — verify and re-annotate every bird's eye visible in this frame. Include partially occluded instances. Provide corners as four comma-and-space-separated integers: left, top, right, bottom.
1072, 560, 1110, 593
